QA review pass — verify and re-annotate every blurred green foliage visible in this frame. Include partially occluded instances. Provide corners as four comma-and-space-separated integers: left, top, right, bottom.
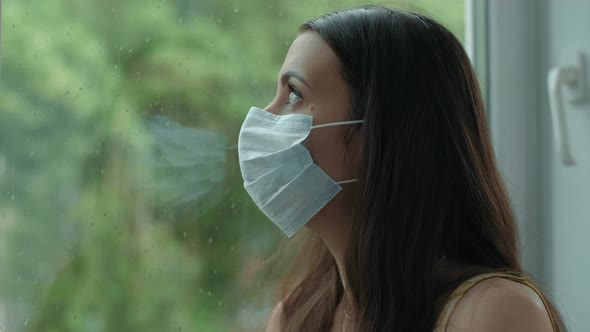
0, 1, 463, 331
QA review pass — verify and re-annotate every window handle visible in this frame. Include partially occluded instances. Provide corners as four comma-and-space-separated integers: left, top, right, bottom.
547, 51, 587, 166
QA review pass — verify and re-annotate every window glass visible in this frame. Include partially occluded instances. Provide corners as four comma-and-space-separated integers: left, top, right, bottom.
0, 1, 463, 331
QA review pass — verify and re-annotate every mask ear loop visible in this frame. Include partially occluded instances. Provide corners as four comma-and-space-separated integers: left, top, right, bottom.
311, 119, 365, 129
311, 119, 365, 185
335, 179, 358, 185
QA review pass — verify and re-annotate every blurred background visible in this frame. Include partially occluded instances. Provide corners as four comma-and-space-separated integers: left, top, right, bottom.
0, 0, 587, 331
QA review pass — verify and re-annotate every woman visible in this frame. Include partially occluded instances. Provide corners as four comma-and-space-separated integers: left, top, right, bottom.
237, 5, 566, 332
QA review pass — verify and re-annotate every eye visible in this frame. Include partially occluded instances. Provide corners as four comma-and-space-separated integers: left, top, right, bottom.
286, 84, 303, 104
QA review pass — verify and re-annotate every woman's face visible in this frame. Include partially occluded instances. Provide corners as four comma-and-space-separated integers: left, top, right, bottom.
265, 31, 359, 229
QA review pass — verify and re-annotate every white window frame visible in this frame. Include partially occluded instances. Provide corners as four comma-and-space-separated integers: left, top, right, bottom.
467, 0, 546, 284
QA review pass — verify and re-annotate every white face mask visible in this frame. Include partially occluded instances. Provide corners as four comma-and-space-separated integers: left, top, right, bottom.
237, 106, 364, 237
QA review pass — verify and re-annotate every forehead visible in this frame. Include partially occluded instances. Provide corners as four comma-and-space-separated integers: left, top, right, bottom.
280, 31, 343, 87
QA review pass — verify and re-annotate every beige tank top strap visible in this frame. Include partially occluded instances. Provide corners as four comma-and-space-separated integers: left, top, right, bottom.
435, 272, 557, 332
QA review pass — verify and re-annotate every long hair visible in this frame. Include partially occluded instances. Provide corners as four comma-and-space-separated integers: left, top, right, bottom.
277, 5, 566, 332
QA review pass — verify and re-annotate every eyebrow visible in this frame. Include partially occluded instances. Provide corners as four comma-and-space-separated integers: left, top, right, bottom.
280, 70, 310, 88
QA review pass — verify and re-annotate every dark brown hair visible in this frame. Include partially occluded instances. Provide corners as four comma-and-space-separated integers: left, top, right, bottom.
276, 5, 566, 332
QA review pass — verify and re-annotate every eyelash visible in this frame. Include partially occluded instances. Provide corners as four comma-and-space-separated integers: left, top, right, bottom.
286, 84, 303, 104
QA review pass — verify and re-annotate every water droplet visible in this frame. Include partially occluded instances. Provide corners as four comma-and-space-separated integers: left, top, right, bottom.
10, 194, 15, 200
208, 237, 213, 244
234, 8, 239, 13
207, 291, 212, 296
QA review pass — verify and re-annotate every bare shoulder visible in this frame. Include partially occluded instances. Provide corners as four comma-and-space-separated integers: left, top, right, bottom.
446, 277, 553, 332
265, 300, 283, 332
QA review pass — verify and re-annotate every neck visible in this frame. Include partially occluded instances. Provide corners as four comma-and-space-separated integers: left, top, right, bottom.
306, 209, 353, 302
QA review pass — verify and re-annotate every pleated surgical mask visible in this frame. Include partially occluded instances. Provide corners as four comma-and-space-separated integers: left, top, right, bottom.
237, 106, 363, 237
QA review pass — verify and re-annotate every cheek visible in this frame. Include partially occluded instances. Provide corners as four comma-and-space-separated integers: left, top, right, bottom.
305, 127, 351, 181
